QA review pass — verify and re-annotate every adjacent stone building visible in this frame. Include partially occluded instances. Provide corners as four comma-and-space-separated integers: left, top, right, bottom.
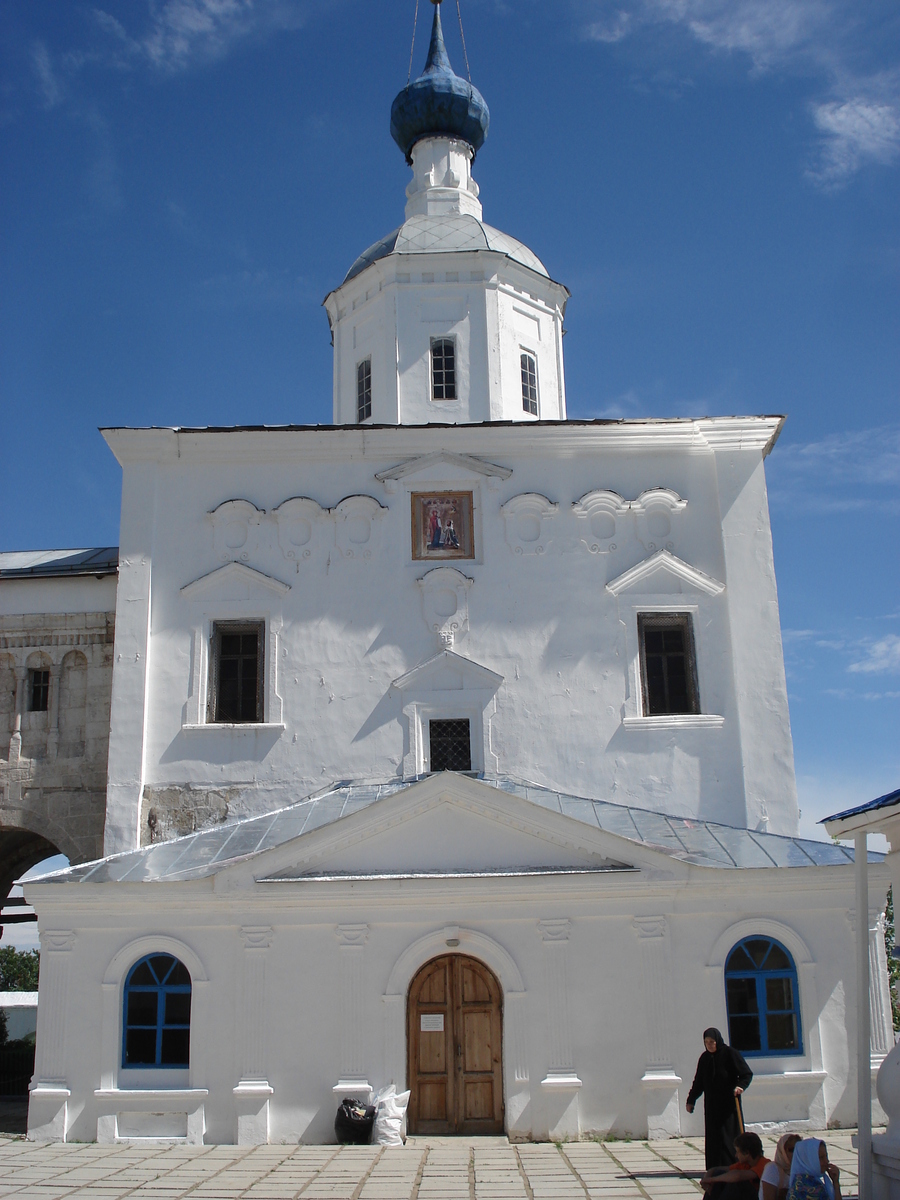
0, 550, 117, 899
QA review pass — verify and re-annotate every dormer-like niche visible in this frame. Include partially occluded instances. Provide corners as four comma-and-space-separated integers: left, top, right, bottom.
392, 650, 503, 779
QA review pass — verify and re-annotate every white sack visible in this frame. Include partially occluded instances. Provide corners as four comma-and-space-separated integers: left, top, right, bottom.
373, 1088, 410, 1146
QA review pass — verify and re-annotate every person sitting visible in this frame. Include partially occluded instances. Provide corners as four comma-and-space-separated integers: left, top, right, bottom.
701, 1131, 771, 1199
786, 1139, 841, 1200
761, 1133, 801, 1200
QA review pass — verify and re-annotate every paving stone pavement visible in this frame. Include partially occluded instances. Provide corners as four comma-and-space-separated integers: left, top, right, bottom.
0, 1132, 860, 1200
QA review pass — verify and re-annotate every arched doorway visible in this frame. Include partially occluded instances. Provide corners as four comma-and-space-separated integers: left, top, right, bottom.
407, 953, 504, 1135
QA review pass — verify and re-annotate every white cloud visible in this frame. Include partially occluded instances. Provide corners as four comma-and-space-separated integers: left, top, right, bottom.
849, 634, 900, 675
32, 41, 63, 108
808, 94, 900, 185
768, 427, 900, 487
586, 10, 632, 44
578, 0, 900, 186
88, 0, 325, 73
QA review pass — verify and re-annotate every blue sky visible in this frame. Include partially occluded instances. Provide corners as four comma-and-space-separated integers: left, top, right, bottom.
1, 0, 898, 851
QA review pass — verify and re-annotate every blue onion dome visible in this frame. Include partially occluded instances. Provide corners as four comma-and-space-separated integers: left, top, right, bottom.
390, 1, 490, 164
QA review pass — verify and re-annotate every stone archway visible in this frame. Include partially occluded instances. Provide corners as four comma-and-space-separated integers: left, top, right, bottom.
0, 828, 65, 936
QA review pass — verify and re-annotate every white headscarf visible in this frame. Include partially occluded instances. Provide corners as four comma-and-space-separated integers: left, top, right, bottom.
788, 1139, 834, 1199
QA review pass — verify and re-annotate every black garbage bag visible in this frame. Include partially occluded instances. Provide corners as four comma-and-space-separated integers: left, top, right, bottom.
334, 1097, 376, 1144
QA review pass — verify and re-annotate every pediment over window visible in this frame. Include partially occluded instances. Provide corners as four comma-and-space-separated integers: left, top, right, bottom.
606, 550, 724, 597
392, 649, 503, 694
375, 452, 512, 490
181, 561, 291, 602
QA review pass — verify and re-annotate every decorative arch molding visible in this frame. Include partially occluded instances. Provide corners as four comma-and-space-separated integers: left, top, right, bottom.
706, 917, 813, 970
103, 934, 209, 986
384, 926, 525, 998
98, 934, 210, 1096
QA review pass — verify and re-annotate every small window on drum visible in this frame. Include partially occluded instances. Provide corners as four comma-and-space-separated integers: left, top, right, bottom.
725, 937, 802, 1056
357, 357, 372, 422
431, 338, 456, 401
122, 953, 192, 1068
521, 352, 538, 415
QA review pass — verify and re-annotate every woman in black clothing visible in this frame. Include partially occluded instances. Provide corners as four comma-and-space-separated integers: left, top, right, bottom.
686, 1027, 753, 1169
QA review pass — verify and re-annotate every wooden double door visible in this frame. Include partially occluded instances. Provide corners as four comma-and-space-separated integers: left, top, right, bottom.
407, 954, 504, 1135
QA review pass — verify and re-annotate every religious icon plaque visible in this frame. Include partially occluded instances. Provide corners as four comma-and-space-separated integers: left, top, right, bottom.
411, 492, 475, 561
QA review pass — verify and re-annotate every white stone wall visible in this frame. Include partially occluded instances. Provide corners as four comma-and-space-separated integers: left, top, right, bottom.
101, 419, 798, 855
24, 854, 891, 1144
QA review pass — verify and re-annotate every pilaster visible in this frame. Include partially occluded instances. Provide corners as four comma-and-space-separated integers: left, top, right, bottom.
333, 924, 371, 1098
538, 919, 580, 1139
633, 916, 682, 1139
234, 926, 274, 1145
27, 930, 75, 1141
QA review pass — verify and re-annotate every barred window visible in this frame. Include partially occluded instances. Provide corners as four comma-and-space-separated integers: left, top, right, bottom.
357, 357, 372, 422
29, 669, 50, 712
209, 622, 264, 723
431, 338, 456, 401
521, 352, 538, 415
638, 613, 699, 715
429, 718, 471, 772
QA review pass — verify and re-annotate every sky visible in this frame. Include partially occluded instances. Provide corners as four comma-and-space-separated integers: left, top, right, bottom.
0, 0, 898, 885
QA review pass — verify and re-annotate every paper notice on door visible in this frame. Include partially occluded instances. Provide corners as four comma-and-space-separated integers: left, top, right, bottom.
420, 1013, 444, 1032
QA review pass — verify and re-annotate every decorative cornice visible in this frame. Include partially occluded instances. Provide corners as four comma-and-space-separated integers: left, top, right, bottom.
335, 924, 369, 947
239, 926, 273, 950
102, 416, 785, 466
538, 918, 571, 943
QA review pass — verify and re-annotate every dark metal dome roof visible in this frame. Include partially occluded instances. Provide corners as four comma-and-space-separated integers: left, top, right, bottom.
390, 2, 489, 163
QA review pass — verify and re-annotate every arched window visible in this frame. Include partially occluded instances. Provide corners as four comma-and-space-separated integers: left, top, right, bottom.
122, 954, 192, 1068
725, 937, 801, 1056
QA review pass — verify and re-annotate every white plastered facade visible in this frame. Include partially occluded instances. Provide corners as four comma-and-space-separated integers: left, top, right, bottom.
24, 775, 895, 1144
20, 114, 892, 1148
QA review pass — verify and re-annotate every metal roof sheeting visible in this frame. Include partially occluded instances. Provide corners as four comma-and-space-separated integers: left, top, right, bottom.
26, 775, 873, 886
0, 548, 118, 578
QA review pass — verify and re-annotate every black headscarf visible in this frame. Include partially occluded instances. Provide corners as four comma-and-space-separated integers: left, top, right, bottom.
688, 1028, 753, 1104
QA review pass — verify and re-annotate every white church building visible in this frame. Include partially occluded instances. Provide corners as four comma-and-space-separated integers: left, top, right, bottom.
24, 0, 893, 1145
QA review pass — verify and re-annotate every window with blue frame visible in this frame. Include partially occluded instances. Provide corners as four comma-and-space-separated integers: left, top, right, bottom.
122, 954, 192, 1067
725, 937, 801, 1056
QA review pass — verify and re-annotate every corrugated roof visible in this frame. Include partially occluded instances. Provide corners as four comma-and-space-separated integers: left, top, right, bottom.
26, 775, 873, 886
0, 548, 118, 579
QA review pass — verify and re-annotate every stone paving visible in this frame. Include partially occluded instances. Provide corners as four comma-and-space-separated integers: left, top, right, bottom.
0, 1132, 860, 1200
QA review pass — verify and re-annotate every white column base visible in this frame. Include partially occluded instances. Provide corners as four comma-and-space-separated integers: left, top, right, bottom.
234, 1081, 273, 1145
27, 1084, 70, 1142
641, 1071, 683, 1140
333, 1080, 372, 1099
541, 1074, 581, 1141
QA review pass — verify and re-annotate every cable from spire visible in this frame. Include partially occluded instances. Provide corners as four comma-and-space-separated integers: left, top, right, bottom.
455, 0, 472, 83
407, 0, 420, 87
